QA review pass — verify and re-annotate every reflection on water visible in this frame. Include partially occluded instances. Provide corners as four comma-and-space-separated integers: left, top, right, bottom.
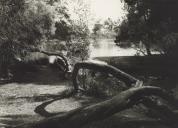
89, 39, 136, 58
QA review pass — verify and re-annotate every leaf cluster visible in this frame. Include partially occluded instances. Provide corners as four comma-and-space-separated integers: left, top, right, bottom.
116, 0, 178, 55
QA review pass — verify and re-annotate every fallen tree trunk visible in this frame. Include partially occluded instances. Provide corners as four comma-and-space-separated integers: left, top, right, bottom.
35, 50, 70, 73
72, 61, 142, 91
12, 86, 178, 128
15, 44, 70, 73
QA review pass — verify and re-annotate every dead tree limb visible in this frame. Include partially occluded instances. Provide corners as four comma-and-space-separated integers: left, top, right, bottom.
12, 86, 178, 128
14, 43, 70, 72
15, 43, 68, 65
34, 49, 70, 73
72, 61, 142, 91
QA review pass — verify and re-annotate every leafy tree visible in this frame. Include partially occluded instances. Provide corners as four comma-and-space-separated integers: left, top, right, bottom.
92, 23, 103, 35
61, 0, 91, 61
104, 18, 114, 31
92, 19, 120, 39
103, 18, 120, 38
39, 0, 91, 63
116, 0, 178, 55
0, 0, 91, 78
0, 0, 53, 78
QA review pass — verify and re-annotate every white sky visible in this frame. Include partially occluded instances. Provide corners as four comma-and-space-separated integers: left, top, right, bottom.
60, 0, 126, 29
90, 0, 125, 21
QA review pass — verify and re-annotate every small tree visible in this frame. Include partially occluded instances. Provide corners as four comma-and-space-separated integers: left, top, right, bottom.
116, 0, 178, 56
0, 0, 91, 78
93, 23, 103, 35
0, 0, 53, 78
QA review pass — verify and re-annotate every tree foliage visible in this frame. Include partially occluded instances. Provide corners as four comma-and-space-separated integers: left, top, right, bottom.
116, 0, 178, 55
92, 19, 120, 39
92, 22, 103, 35
0, 0, 54, 77
0, 0, 91, 78
44, 0, 91, 62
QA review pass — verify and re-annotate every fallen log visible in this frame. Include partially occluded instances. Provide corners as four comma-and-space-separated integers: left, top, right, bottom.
35, 50, 70, 73
15, 44, 70, 73
11, 86, 178, 128
72, 61, 142, 91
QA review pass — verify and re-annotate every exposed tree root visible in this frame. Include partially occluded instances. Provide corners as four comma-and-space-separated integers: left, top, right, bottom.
34, 90, 76, 117
9, 86, 178, 128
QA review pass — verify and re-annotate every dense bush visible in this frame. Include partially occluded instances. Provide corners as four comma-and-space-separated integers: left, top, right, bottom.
0, 0, 91, 78
116, 0, 178, 56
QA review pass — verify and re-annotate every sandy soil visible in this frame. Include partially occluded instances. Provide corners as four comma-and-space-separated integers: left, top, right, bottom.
0, 64, 177, 128
0, 82, 71, 126
0, 81, 99, 127
0, 82, 174, 128
0, 64, 102, 127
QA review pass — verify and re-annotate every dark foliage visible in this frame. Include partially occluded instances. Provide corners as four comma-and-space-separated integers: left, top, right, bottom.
116, 0, 178, 55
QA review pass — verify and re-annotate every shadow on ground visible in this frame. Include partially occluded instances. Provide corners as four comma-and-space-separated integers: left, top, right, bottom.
11, 64, 67, 85
0, 114, 44, 127
0, 61, 177, 128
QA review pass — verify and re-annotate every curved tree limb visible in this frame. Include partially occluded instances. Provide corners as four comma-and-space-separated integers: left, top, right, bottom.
72, 61, 142, 90
14, 43, 70, 73
34, 90, 76, 117
11, 86, 178, 128
32, 49, 70, 73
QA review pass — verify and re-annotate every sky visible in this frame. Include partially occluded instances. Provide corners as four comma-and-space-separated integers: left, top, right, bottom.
90, 0, 125, 21
60, 0, 126, 29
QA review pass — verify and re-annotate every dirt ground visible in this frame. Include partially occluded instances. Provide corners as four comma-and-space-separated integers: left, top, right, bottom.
0, 82, 67, 126
0, 82, 171, 128
0, 65, 101, 127
0, 64, 178, 128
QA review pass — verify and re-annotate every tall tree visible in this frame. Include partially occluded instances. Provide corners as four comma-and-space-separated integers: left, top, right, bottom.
0, 0, 91, 78
116, 0, 178, 55
0, 0, 53, 77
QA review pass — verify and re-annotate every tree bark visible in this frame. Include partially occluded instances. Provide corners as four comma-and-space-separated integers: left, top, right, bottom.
14, 44, 70, 71
145, 43, 152, 56
11, 86, 178, 128
40, 50, 69, 72
29, 48, 70, 73
15, 44, 70, 73
72, 61, 142, 90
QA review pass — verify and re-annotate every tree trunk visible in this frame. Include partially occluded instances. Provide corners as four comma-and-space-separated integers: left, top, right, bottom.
145, 43, 152, 56
72, 61, 142, 90
12, 86, 178, 128
0, 63, 11, 79
10, 43, 70, 74
29, 48, 70, 73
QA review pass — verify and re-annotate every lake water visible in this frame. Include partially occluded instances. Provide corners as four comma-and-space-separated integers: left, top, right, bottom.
89, 38, 137, 58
